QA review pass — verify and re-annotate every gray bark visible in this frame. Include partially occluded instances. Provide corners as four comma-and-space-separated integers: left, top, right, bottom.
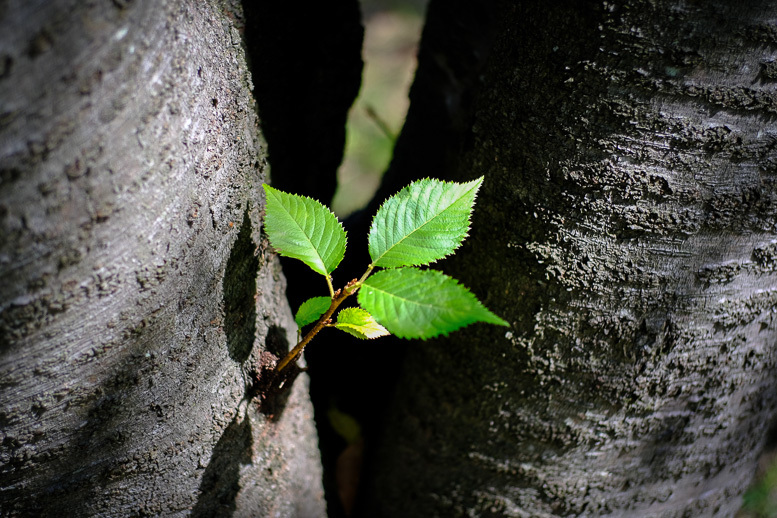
0, 1, 324, 516
363, 1, 777, 516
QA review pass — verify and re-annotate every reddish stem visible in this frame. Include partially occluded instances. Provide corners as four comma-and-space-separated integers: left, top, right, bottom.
274, 278, 361, 373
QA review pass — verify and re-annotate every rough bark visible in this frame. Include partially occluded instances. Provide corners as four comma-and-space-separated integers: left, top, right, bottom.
0, 1, 324, 516
362, 1, 777, 516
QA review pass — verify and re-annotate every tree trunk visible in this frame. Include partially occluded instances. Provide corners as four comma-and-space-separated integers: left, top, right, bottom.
362, 1, 777, 516
0, 1, 324, 516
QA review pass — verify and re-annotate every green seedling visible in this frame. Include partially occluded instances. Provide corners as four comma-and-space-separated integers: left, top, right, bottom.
262, 177, 508, 373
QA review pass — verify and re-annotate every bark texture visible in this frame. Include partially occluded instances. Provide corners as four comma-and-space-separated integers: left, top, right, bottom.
362, 1, 777, 516
0, 1, 324, 516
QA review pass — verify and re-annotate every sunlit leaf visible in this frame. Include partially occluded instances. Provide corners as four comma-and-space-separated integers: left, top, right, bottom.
368, 177, 483, 268
334, 307, 390, 339
358, 267, 508, 339
263, 184, 346, 277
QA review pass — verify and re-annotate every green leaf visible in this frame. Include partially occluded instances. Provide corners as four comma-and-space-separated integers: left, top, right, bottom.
295, 296, 332, 328
327, 405, 362, 445
333, 307, 390, 340
358, 267, 508, 339
368, 177, 483, 268
262, 184, 346, 277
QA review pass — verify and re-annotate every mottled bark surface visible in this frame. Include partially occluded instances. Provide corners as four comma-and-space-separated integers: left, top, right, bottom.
363, 1, 777, 516
0, 1, 323, 516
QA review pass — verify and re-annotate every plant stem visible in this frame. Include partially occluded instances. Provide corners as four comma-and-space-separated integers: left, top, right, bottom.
275, 268, 373, 374
359, 265, 374, 284
274, 296, 344, 373
364, 104, 396, 142
325, 275, 335, 298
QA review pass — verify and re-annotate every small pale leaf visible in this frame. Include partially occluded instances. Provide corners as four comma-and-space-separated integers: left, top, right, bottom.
295, 296, 331, 328
327, 406, 362, 445
263, 184, 346, 276
368, 177, 483, 268
334, 307, 390, 340
358, 268, 508, 339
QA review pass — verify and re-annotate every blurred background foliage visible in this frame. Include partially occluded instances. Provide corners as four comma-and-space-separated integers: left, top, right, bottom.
741, 452, 777, 518
331, 0, 427, 217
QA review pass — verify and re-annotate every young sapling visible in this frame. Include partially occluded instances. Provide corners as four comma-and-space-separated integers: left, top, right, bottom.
261, 176, 508, 374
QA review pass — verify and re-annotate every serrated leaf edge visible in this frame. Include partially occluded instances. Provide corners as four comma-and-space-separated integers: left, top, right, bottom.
367, 177, 483, 269
263, 184, 347, 276
358, 267, 508, 340
334, 307, 390, 339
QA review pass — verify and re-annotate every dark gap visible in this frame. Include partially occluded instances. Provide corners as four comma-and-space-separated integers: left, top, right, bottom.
346, 2, 502, 516
241, 2, 364, 516
242, 0, 363, 203
360, 0, 502, 217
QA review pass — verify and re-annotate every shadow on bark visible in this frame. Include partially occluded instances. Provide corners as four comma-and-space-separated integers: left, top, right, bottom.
252, 324, 302, 421
6, 343, 177, 515
191, 415, 253, 518
221, 211, 296, 419
223, 210, 257, 364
